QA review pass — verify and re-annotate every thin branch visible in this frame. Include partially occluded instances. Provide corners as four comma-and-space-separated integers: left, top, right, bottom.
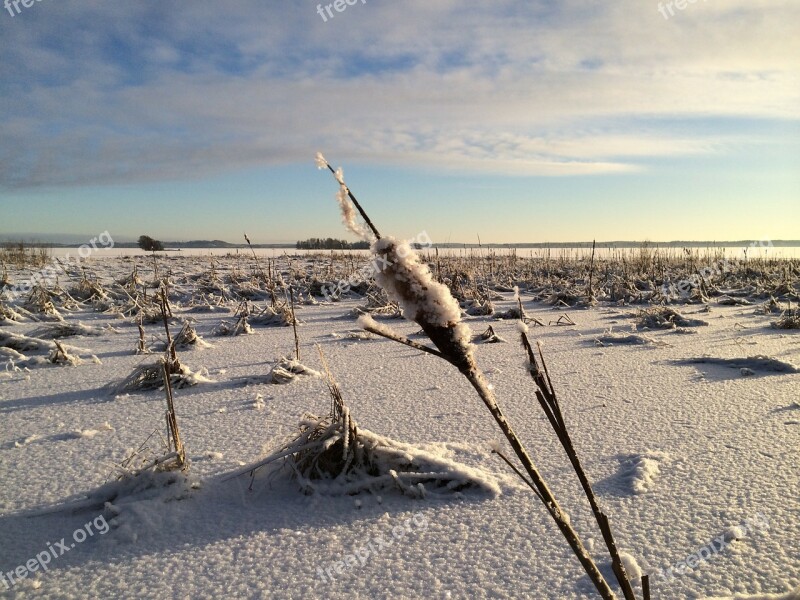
360, 322, 448, 361
459, 366, 616, 599
521, 330, 637, 600
491, 448, 545, 504
321, 160, 381, 239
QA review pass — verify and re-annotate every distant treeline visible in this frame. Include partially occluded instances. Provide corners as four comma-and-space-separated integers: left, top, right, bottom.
296, 238, 370, 250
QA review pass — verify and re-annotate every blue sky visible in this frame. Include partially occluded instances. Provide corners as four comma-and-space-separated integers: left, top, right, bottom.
0, 1, 798, 244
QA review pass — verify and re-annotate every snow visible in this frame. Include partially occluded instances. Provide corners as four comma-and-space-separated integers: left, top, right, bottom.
371, 237, 474, 357
626, 451, 669, 494
618, 551, 643, 583
0, 254, 798, 598
703, 589, 800, 600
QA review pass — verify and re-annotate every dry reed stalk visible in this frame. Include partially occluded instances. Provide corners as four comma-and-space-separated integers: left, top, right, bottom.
520, 331, 637, 598
162, 362, 186, 470
278, 272, 301, 361
136, 317, 147, 354
319, 154, 618, 599
244, 233, 278, 307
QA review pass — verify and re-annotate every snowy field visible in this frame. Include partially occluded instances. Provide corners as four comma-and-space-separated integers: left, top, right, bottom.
1, 253, 798, 600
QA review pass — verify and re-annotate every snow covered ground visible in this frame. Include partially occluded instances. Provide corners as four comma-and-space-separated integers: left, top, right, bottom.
1, 255, 798, 599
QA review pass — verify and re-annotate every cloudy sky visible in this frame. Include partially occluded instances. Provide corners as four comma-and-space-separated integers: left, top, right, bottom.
0, 0, 798, 244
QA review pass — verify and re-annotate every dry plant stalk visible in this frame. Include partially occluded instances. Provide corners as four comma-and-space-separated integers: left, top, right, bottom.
244, 233, 278, 307
278, 272, 301, 361
159, 288, 178, 368
318, 153, 620, 599
136, 317, 148, 354
520, 331, 637, 599
162, 361, 186, 470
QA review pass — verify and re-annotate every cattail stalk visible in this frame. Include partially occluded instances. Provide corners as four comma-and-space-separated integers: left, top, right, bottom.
319, 153, 617, 599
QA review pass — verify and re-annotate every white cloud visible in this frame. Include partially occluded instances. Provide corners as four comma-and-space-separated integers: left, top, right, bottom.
0, 0, 798, 187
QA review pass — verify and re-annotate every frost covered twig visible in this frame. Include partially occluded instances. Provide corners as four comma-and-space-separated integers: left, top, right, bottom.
162, 362, 186, 471
520, 331, 637, 599
316, 152, 381, 240
318, 153, 617, 599
357, 314, 446, 360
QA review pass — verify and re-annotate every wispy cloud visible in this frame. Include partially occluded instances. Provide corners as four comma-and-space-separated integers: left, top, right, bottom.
1, 0, 798, 188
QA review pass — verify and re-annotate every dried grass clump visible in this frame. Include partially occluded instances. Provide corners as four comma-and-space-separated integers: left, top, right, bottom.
29, 321, 104, 339
172, 322, 212, 349
298, 291, 319, 306
594, 331, 667, 347
138, 305, 168, 324
110, 357, 214, 394
493, 306, 525, 320
673, 327, 698, 335
0, 330, 55, 353
757, 296, 783, 315
90, 470, 194, 513
346, 302, 403, 320
228, 281, 268, 301
228, 366, 499, 497
48, 340, 98, 366
69, 277, 109, 303
493, 289, 544, 326
91, 296, 119, 314
239, 357, 321, 385
674, 355, 799, 374
110, 361, 165, 393
331, 330, 374, 341
717, 295, 753, 306
267, 357, 321, 384
49, 285, 81, 311
60, 431, 192, 514
0, 331, 98, 367
543, 288, 596, 308
248, 304, 300, 327
475, 325, 506, 344
117, 266, 144, 291
1, 347, 48, 370
0, 301, 24, 325
772, 308, 800, 330
24, 285, 63, 321
185, 298, 230, 313
212, 314, 253, 336
635, 306, 708, 330
463, 299, 495, 316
